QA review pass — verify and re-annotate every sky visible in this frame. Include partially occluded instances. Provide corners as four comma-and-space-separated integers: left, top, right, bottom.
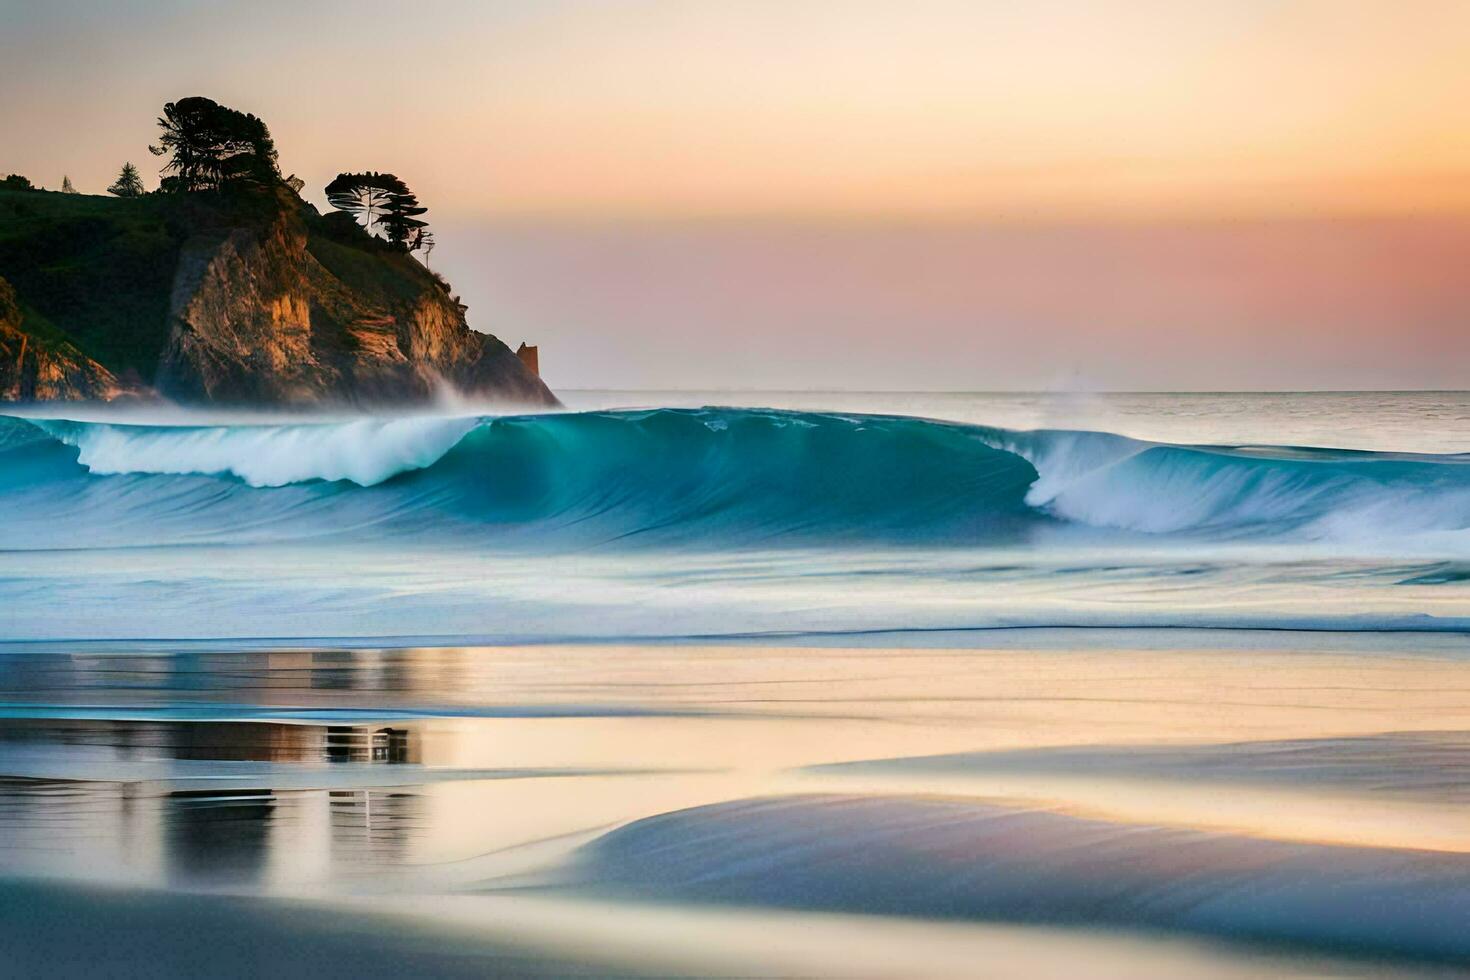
3, 0, 1470, 390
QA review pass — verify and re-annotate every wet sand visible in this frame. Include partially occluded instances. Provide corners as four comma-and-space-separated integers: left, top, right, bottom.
1, 634, 1468, 976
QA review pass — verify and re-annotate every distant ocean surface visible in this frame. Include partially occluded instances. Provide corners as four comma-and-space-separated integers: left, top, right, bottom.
566, 389, 1470, 454
2, 389, 1469, 644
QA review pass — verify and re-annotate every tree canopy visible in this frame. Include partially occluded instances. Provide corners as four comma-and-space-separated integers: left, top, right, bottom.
325, 171, 397, 234
379, 182, 428, 251
325, 172, 429, 252
2, 175, 35, 192
107, 162, 145, 198
149, 96, 279, 192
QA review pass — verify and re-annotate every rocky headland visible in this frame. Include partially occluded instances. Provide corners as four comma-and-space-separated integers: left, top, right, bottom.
0, 100, 555, 408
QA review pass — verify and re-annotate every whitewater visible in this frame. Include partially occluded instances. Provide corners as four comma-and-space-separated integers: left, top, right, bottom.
3, 391, 1469, 642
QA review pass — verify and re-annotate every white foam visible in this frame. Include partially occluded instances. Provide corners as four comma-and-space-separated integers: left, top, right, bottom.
1001, 429, 1470, 554
40, 416, 480, 487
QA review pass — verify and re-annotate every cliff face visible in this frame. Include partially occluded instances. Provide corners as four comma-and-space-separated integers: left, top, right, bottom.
158, 194, 556, 407
0, 186, 556, 408
0, 276, 123, 402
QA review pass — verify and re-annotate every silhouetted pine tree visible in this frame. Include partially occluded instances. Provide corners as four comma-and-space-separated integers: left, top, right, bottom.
107, 162, 145, 197
380, 182, 427, 251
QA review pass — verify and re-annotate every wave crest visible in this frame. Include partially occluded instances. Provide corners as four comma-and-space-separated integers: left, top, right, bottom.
32, 415, 477, 488
3, 407, 1470, 553
1002, 430, 1470, 546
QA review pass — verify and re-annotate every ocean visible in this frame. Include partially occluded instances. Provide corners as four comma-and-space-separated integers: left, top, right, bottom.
3, 390, 1469, 642
1, 391, 1468, 976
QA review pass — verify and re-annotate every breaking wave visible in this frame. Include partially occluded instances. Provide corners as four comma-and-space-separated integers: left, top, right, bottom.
3, 407, 1470, 554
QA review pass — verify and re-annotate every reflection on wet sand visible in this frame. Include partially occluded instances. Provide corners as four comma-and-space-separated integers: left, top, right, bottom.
328, 726, 414, 763
168, 787, 275, 886
0, 647, 471, 708
0, 637, 1468, 975
0, 719, 431, 889
0, 718, 415, 763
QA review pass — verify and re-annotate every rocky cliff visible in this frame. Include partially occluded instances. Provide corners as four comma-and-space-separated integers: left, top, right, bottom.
0, 275, 124, 401
0, 185, 556, 408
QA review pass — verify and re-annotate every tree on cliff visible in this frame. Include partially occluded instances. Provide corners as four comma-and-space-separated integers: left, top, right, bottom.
412, 228, 436, 267
380, 182, 428, 251
1, 175, 35, 191
325, 172, 396, 234
149, 97, 280, 192
107, 162, 145, 198
326, 172, 429, 252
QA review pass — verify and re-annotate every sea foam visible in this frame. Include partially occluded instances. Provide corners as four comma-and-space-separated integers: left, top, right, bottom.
34, 415, 478, 487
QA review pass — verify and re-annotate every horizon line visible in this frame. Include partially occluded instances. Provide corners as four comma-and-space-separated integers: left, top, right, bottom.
559, 387, 1470, 396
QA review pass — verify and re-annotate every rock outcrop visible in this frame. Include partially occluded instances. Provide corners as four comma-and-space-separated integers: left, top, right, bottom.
157, 191, 555, 407
0, 186, 556, 408
0, 276, 123, 402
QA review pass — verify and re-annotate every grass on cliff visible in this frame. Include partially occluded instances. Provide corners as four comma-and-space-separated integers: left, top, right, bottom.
0, 185, 451, 382
305, 235, 433, 307
304, 211, 448, 310
0, 187, 182, 380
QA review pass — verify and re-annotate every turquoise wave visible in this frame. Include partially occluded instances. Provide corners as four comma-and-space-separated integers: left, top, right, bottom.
2, 407, 1469, 553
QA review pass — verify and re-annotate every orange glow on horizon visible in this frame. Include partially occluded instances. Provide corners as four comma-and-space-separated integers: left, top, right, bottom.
6, 0, 1470, 223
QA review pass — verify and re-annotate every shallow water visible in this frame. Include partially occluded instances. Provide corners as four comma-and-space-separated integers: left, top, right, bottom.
2, 392, 1469, 975
2, 638, 1470, 975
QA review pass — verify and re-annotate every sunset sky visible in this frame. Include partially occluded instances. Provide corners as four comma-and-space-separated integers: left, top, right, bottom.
4, 0, 1470, 389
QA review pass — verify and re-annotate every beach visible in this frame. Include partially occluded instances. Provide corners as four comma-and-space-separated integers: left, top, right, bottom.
2, 635, 1468, 975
